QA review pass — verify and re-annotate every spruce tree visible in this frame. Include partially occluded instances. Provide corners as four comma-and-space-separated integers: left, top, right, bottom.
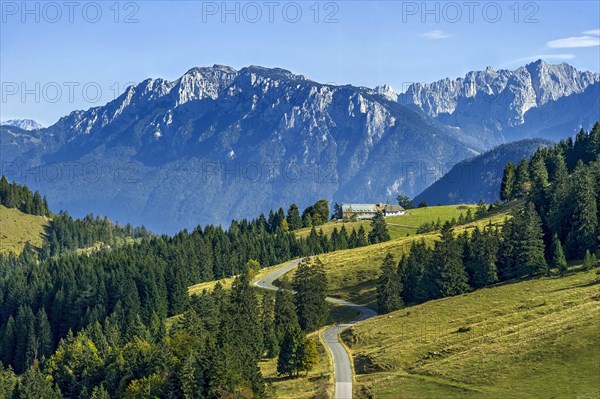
274, 289, 300, 349
566, 161, 598, 259
500, 162, 516, 201
402, 241, 431, 304
429, 223, 469, 298
514, 158, 530, 197
356, 225, 368, 247
551, 234, 568, 274
299, 338, 319, 376
515, 203, 548, 277
583, 250, 598, 270
293, 259, 328, 332
368, 211, 390, 244
376, 254, 403, 313
277, 323, 305, 378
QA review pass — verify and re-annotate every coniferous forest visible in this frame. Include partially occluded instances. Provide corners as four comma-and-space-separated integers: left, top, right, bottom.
377, 124, 600, 313
0, 189, 352, 397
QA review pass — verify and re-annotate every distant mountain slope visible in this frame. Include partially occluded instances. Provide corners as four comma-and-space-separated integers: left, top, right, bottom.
1, 119, 43, 130
8, 65, 474, 233
414, 138, 553, 205
400, 60, 600, 145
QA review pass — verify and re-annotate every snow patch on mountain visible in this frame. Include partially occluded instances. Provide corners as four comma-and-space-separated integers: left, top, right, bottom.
1, 119, 43, 130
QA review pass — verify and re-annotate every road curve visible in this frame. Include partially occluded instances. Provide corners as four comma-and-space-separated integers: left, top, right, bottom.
254, 258, 377, 399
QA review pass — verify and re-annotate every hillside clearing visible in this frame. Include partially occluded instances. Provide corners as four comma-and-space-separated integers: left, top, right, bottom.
0, 205, 49, 255
293, 205, 478, 240
282, 212, 509, 309
343, 268, 600, 399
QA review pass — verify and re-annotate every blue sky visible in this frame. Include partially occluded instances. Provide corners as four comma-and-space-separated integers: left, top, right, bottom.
2, 1, 599, 126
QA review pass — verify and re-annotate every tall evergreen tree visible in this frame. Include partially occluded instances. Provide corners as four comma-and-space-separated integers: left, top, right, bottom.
551, 234, 568, 274
428, 224, 469, 298
566, 161, 598, 259
293, 259, 328, 332
514, 158, 530, 197
274, 289, 300, 350
277, 323, 305, 378
376, 254, 403, 313
500, 162, 516, 201
515, 202, 548, 277
401, 241, 431, 304
368, 211, 390, 244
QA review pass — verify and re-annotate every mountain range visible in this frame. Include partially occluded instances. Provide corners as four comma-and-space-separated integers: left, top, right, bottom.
3, 61, 599, 232
400, 60, 599, 145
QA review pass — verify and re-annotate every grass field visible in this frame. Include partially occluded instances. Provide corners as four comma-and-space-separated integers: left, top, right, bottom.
342, 267, 600, 399
293, 205, 478, 241
0, 204, 49, 255
283, 212, 509, 310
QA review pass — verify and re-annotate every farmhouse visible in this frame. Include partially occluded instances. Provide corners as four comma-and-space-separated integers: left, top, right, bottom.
341, 203, 405, 220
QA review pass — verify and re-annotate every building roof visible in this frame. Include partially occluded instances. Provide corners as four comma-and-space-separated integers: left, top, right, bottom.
384, 204, 405, 212
342, 204, 378, 212
341, 203, 405, 213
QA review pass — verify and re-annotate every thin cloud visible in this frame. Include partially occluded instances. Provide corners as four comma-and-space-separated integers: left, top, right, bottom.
421, 30, 453, 40
547, 36, 600, 48
582, 29, 600, 36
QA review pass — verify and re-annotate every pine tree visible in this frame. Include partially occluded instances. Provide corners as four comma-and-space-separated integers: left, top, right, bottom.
376, 253, 403, 313
514, 158, 530, 197
293, 259, 328, 332
551, 234, 568, 274
277, 323, 305, 378
229, 271, 264, 364
274, 289, 300, 350
500, 162, 516, 201
35, 309, 53, 361
402, 241, 431, 304
583, 250, 598, 270
515, 203, 548, 277
90, 385, 110, 399
262, 294, 278, 358
368, 211, 390, 244
1, 316, 16, 366
356, 225, 368, 247
429, 223, 469, 298
15, 362, 63, 399
475, 199, 487, 217
465, 226, 499, 287
0, 363, 17, 399
566, 161, 598, 259
299, 338, 319, 376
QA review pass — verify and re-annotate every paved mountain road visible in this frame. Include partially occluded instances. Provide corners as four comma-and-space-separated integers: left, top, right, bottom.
254, 259, 377, 399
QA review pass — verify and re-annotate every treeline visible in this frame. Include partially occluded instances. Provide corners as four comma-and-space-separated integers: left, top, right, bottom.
378, 124, 600, 313
501, 123, 600, 259
0, 176, 49, 216
43, 212, 153, 257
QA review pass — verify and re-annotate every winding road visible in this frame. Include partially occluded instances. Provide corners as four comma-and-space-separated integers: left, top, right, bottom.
254, 258, 377, 399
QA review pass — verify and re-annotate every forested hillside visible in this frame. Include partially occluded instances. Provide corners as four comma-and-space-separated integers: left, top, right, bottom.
376, 123, 600, 313
0, 185, 366, 397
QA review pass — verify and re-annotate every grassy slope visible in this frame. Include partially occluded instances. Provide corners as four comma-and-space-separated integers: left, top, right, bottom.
343, 268, 600, 399
293, 205, 477, 241
284, 212, 509, 310
0, 204, 48, 255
